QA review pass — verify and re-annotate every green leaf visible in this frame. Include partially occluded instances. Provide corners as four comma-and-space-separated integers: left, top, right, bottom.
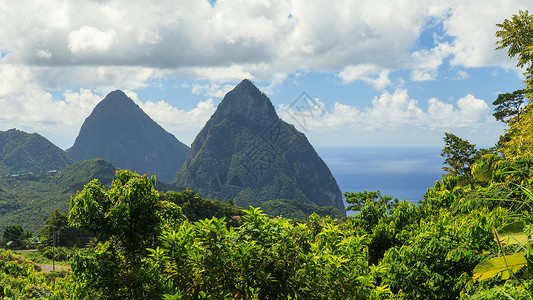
498, 221, 528, 246
473, 252, 526, 280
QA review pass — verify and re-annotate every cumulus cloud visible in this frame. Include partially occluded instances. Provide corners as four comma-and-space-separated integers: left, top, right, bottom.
280, 89, 494, 134
0, 0, 529, 91
337, 64, 391, 89
410, 42, 453, 81
427, 0, 532, 69
182, 83, 236, 98
426, 94, 490, 128
0, 64, 102, 140
0, 0, 526, 148
0, 0, 429, 81
68, 26, 116, 54
0, 63, 216, 147
139, 98, 217, 132
364, 90, 427, 128
31, 66, 162, 92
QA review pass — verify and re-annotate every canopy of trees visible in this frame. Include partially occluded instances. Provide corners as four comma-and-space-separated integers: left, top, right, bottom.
3, 9, 533, 300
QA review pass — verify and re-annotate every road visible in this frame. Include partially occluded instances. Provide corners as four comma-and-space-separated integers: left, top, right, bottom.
12, 249, 70, 272
38, 264, 70, 272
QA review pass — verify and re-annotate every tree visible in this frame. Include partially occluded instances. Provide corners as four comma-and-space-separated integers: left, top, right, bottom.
493, 89, 526, 123
69, 170, 182, 299
40, 208, 90, 248
496, 10, 533, 99
344, 190, 400, 265
163, 189, 243, 225
441, 132, 478, 185
2, 225, 28, 249
499, 102, 533, 158
69, 170, 162, 256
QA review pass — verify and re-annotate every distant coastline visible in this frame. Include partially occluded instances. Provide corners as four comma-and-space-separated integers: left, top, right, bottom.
316, 147, 444, 209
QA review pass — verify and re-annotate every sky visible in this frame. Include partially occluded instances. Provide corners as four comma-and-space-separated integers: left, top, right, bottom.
0, 0, 531, 150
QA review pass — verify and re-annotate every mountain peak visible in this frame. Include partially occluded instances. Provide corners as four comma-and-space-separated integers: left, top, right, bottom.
214, 79, 278, 126
100, 90, 131, 104
106, 90, 128, 98
106, 89, 128, 98
68, 90, 190, 183
173, 80, 345, 215
96, 90, 138, 111
234, 79, 261, 94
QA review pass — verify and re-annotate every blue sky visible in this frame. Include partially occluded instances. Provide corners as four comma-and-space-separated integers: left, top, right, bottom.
0, 0, 531, 149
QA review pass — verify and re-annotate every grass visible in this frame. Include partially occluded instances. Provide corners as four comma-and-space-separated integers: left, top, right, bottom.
14, 247, 84, 267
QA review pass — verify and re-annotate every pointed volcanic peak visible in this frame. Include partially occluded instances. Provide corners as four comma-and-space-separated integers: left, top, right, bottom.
211, 79, 278, 127
173, 79, 345, 216
67, 90, 190, 183
0, 128, 73, 175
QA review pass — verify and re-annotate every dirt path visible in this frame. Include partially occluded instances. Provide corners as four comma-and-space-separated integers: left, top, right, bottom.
38, 264, 70, 273
13, 249, 38, 253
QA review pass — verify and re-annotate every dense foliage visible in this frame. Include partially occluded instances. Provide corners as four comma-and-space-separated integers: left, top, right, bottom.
39, 209, 91, 248
0, 248, 69, 299
162, 189, 244, 224
5, 10, 533, 299
0, 129, 73, 176
63, 154, 533, 299
258, 198, 345, 221
496, 10, 533, 99
0, 159, 116, 234
68, 171, 387, 299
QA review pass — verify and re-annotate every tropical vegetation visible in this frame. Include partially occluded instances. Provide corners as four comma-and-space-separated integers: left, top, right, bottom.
3, 10, 533, 299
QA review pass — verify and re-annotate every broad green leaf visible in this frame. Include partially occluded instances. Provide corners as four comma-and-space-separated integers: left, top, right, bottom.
473, 252, 526, 280
498, 221, 528, 246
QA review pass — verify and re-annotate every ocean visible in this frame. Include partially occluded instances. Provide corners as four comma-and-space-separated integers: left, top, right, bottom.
315, 147, 444, 207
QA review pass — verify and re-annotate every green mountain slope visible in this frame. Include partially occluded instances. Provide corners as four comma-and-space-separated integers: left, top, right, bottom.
0, 129, 73, 175
67, 90, 190, 183
172, 79, 344, 217
0, 159, 116, 234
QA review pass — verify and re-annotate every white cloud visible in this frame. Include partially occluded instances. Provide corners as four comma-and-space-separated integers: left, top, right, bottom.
68, 26, 116, 54
0, 64, 102, 140
410, 42, 452, 81
0, 0, 528, 93
279, 97, 354, 130
0, 0, 430, 80
140, 98, 217, 132
337, 64, 391, 89
183, 83, 236, 98
281, 89, 494, 133
427, 94, 490, 128
457, 94, 490, 121
428, 0, 533, 69
0, 63, 213, 147
35, 49, 52, 59
0, 0, 525, 148
31, 66, 161, 92
365, 90, 427, 128
453, 70, 469, 80
136, 97, 218, 146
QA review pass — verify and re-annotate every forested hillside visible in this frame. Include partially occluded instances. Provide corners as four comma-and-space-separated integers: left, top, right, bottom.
3, 10, 533, 299
0, 159, 116, 233
0, 129, 73, 176
173, 79, 345, 215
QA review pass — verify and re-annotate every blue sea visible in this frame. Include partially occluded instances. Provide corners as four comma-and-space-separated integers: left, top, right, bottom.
315, 147, 444, 206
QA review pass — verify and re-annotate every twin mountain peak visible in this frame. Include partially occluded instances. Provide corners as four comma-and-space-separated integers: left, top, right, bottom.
5, 79, 345, 213
67, 89, 189, 183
